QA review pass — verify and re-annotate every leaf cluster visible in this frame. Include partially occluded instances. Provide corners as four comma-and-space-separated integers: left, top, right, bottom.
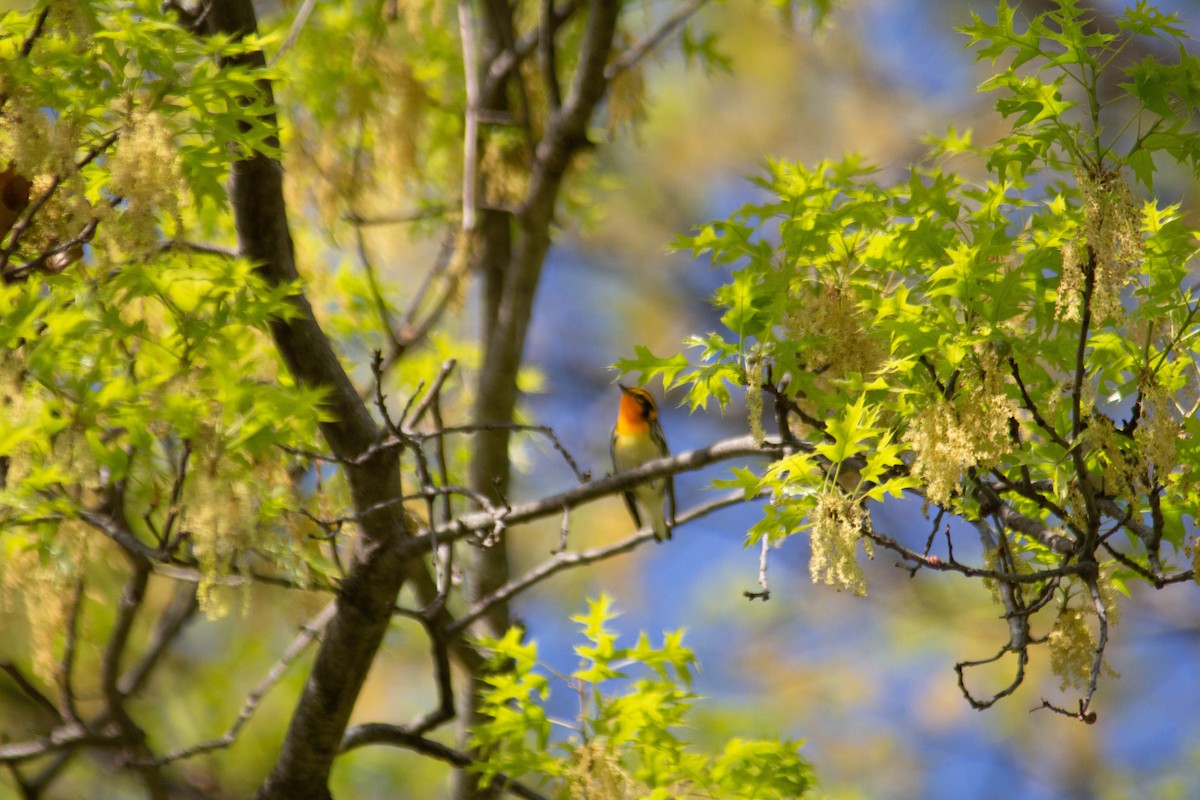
472, 595, 814, 799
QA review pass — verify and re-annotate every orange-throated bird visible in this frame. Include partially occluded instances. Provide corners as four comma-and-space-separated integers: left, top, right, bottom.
611, 383, 675, 542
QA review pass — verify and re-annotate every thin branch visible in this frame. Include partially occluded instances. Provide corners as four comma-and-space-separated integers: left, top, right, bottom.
743, 534, 771, 601
863, 523, 1081, 585
1099, 539, 1194, 588
954, 642, 1028, 710
25, 748, 77, 797
0, 6, 50, 113
158, 239, 240, 259
1069, 248, 1101, 547
485, 0, 582, 92
428, 372, 455, 605
357, 229, 402, 353
0, 133, 119, 276
79, 510, 165, 563
603, 0, 710, 81
136, 601, 337, 767
344, 206, 449, 226
1008, 357, 1071, 450
459, 0, 481, 233
338, 726, 550, 800
55, 577, 86, 723
539, 0, 562, 108
118, 581, 200, 697
0, 663, 59, 721
448, 490, 757, 635
0, 724, 108, 765
271, 0, 319, 64
761, 380, 831, 441
922, 508, 946, 559
985, 469, 1072, 536
412, 422, 589, 482
424, 435, 784, 547
976, 479, 1077, 555
160, 441, 193, 548
1081, 577, 1110, 715
102, 564, 150, 704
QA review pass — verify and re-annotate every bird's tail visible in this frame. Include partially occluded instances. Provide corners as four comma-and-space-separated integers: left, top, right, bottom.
647, 499, 671, 542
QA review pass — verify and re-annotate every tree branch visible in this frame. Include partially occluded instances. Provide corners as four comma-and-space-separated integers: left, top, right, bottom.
199, 3, 419, 798
449, 489, 758, 634
338, 726, 550, 800
603, 0, 710, 81
138, 601, 336, 767
438, 435, 785, 545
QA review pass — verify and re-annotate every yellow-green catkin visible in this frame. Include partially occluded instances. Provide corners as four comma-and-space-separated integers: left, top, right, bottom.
564, 740, 637, 800
107, 109, 184, 254
1056, 168, 1143, 324
905, 347, 1015, 508
746, 356, 765, 446
808, 491, 873, 596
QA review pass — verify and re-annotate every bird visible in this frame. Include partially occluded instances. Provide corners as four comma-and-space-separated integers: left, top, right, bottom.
610, 383, 675, 542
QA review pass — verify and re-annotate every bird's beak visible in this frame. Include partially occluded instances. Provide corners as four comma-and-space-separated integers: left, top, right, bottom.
618, 383, 631, 393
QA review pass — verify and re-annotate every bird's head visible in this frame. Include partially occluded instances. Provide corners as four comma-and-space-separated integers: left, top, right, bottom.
616, 383, 657, 434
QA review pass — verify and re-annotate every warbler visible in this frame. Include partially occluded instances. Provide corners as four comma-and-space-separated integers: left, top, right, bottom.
610, 383, 675, 542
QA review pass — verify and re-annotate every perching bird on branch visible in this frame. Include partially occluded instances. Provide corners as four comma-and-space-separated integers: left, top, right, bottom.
611, 383, 675, 542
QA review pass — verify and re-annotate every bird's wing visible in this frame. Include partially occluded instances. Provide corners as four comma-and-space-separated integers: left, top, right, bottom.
623, 490, 643, 527
661, 430, 676, 527
611, 426, 643, 527
666, 473, 676, 527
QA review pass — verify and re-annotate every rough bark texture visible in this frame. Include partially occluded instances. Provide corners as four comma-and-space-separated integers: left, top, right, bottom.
205, 0, 619, 796
202, 3, 415, 799
455, 2, 621, 798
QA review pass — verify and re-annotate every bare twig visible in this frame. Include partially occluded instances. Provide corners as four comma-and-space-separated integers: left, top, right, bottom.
862, 523, 1081, 585
56, 577, 86, 723
358, 232, 402, 353
119, 582, 200, 697
158, 239, 239, 259
0, 6, 50, 113
1008, 357, 1071, 450
271, 0, 319, 63
954, 643, 1028, 710
539, 0, 562, 108
743, 535, 771, 601
459, 0, 480, 233
448, 490, 758, 635
409, 421, 589, 482
136, 601, 337, 766
338, 725, 549, 800
409, 359, 459, 426
428, 373, 455, 604
0, 663, 59, 721
1033, 697, 1098, 724
603, 0, 710, 81
0, 723, 109, 764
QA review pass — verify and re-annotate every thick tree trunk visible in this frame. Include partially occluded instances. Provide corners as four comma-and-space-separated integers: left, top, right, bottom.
200, 3, 417, 799
453, 2, 620, 797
